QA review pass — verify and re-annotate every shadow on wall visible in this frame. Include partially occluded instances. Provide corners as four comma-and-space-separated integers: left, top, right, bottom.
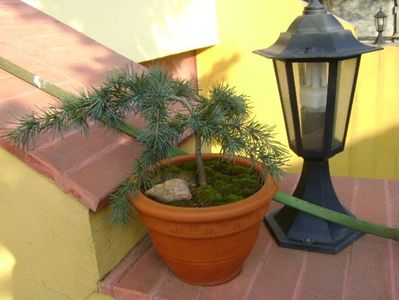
141, 50, 199, 85
281, 125, 399, 181
20, 0, 218, 63
141, 50, 241, 94
195, 51, 241, 93
330, 125, 399, 180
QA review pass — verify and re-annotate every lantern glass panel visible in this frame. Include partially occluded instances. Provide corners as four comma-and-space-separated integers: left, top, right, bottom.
331, 57, 359, 151
274, 60, 297, 150
293, 62, 329, 151
375, 16, 386, 32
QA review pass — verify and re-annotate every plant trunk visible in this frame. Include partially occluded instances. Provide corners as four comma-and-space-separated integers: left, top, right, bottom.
195, 133, 207, 186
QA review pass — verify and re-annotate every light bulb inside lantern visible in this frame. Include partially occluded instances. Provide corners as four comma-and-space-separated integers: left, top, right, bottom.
298, 62, 328, 150
300, 63, 327, 111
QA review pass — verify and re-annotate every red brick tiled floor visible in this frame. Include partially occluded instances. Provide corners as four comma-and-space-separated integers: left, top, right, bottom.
100, 174, 399, 300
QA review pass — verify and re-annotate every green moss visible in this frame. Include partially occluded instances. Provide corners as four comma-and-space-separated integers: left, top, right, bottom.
213, 180, 234, 196
160, 165, 182, 181
224, 194, 243, 202
232, 176, 260, 190
177, 170, 196, 185
179, 160, 197, 171
203, 166, 217, 182
192, 185, 223, 206
159, 158, 262, 208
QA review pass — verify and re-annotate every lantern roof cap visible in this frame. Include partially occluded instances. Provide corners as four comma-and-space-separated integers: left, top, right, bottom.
374, 7, 387, 19
254, 0, 381, 60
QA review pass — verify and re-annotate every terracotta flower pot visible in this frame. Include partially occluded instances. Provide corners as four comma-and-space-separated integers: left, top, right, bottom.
131, 153, 278, 285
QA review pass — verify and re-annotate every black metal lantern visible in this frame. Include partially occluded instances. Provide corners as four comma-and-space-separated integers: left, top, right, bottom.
254, 0, 381, 253
374, 7, 387, 44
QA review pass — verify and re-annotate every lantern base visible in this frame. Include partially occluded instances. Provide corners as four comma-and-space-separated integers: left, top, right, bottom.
265, 212, 363, 254
266, 159, 364, 254
373, 32, 386, 45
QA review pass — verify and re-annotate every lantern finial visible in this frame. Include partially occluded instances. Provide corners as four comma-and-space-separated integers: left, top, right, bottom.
306, 0, 325, 11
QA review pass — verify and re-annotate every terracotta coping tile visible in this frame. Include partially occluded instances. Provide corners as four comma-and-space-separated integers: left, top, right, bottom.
0, 68, 12, 79
0, 76, 38, 100
0, 0, 147, 211
25, 125, 127, 183
14, 33, 88, 55
63, 137, 142, 211
0, 22, 66, 42
0, 90, 58, 129
0, 1, 41, 16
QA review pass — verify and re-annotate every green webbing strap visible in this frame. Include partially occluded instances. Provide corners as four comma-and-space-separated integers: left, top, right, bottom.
0, 57, 73, 100
0, 56, 397, 241
0, 57, 143, 139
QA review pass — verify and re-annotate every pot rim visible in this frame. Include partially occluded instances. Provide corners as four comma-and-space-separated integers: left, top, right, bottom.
131, 153, 278, 223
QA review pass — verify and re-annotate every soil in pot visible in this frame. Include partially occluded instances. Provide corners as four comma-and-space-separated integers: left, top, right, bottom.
153, 158, 262, 208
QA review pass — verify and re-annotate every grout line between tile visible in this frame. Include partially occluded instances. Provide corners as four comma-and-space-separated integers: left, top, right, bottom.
242, 237, 274, 300
0, 86, 37, 102
388, 240, 397, 300
384, 181, 393, 227
149, 269, 173, 300
15, 47, 87, 89
30, 127, 78, 152
100, 236, 152, 298
351, 178, 359, 214
341, 181, 359, 300
193, 287, 206, 300
63, 137, 127, 176
18, 32, 67, 39
0, 22, 60, 30
291, 251, 308, 300
113, 236, 152, 286
341, 244, 353, 300
0, 78, 71, 103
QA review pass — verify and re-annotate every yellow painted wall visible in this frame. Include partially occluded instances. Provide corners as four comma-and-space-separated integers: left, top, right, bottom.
0, 147, 146, 299
196, 0, 399, 180
334, 45, 399, 179
21, 0, 218, 63
89, 207, 146, 280
196, 0, 304, 172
